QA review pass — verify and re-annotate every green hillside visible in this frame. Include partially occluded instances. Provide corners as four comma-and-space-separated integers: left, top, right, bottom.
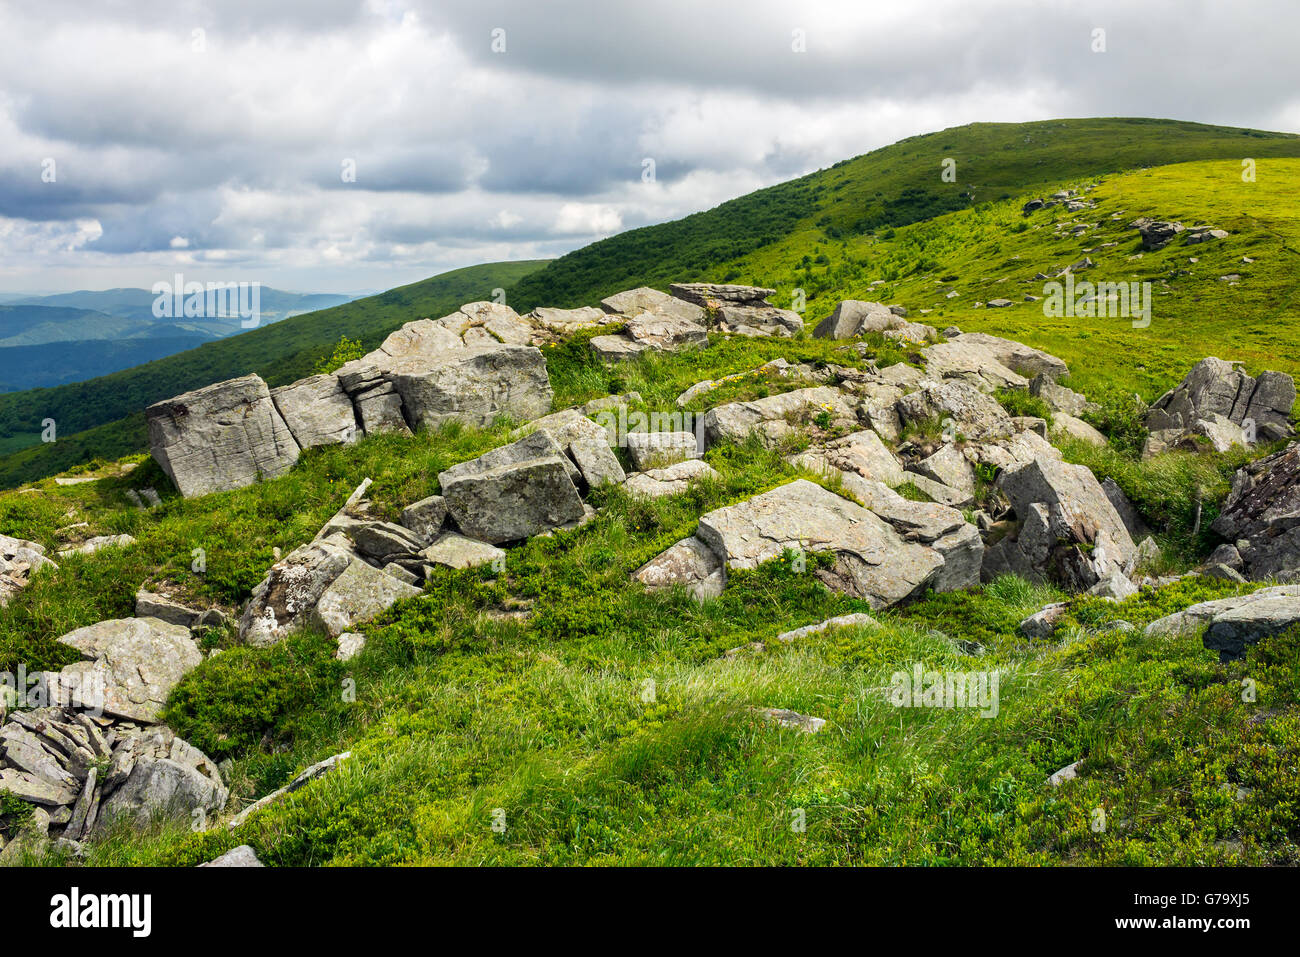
0, 260, 546, 487
508, 117, 1300, 310
3, 122, 1300, 867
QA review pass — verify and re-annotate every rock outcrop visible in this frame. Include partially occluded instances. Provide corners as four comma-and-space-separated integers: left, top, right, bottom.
654, 478, 979, 609
1211, 443, 1300, 582
982, 457, 1136, 590
1144, 358, 1294, 457
0, 708, 225, 853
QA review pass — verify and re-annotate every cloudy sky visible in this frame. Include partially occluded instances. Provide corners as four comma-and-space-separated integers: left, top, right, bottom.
1, 0, 1296, 294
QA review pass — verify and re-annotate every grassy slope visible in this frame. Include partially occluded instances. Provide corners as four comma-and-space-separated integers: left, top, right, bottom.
3, 124, 1300, 867
1, 322, 1295, 866
0, 260, 547, 488
3, 117, 1298, 491
507, 118, 1300, 312
737, 157, 1300, 402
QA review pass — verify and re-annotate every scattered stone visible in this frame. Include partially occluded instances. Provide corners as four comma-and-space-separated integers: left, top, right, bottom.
199, 844, 265, 867
57, 534, 136, 557
335, 633, 366, 662
1132, 218, 1184, 250
754, 708, 825, 734
420, 533, 505, 570
631, 536, 724, 602
776, 613, 877, 643
1047, 760, 1082, 786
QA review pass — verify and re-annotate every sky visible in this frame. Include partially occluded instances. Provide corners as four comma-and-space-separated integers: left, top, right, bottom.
1, 0, 1297, 294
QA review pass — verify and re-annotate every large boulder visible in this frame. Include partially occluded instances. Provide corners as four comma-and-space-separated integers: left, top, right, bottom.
1145, 358, 1294, 453
438, 433, 586, 544
270, 374, 358, 449
386, 344, 554, 431
693, 479, 948, 608
310, 559, 421, 638
984, 458, 1136, 589
55, 618, 202, 723
147, 374, 300, 497
94, 726, 227, 835
624, 312, 709, 352
812, 300, 898, 339
1145, 585, 1300, 660
1211, 443, 1300, 581
714, 304, 803, 337
600, 286, 705, 325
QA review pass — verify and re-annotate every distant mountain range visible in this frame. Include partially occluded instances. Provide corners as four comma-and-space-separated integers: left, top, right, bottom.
0, 287, 358, 391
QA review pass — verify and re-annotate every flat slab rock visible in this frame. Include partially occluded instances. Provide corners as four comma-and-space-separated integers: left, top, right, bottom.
55, 617, 202, 723
622, 459, 719, 499
694, 479, 946, 609
1146, 585, 1300, 660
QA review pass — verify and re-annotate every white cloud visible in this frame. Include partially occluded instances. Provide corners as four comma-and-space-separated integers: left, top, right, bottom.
0, 0, 1295, 292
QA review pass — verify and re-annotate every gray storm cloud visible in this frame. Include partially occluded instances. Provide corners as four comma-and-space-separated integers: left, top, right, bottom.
0, 0, 1296, 291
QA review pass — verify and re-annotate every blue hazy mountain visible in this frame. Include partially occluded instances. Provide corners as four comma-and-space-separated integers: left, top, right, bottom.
0, 287, 356, 391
